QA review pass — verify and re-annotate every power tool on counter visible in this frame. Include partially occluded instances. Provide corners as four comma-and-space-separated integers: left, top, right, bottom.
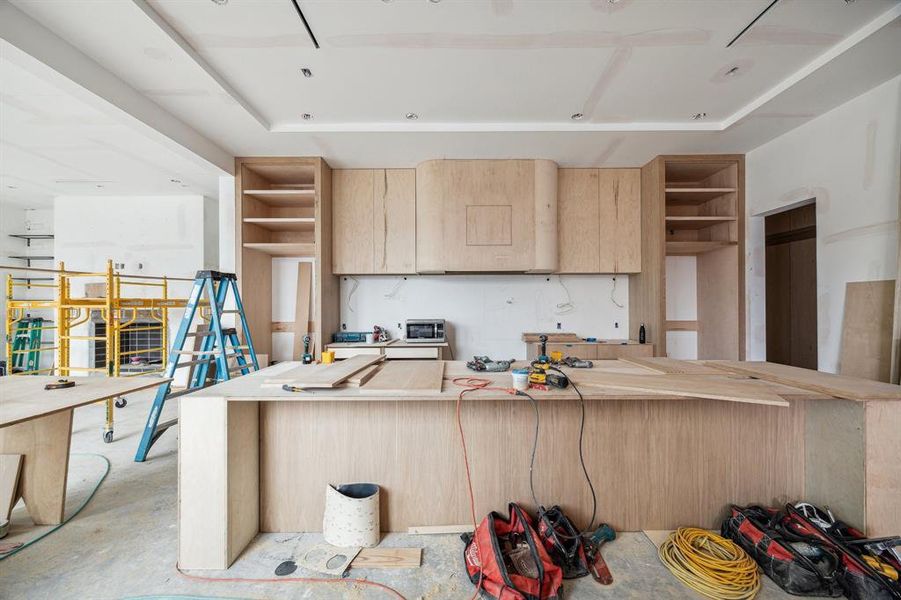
467, 356, 515, 372
529, 335, 569, 389
301, 335, 313, 365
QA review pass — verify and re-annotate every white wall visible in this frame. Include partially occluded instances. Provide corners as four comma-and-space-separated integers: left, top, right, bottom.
336, 274, 629, 360
54, 195, 216, 371
746, 75, 901, 372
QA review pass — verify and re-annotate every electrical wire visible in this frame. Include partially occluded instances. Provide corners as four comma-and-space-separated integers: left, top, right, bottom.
658, 527, 761, 600
383, 277, 404, 299
346, 276, 360, 313
610, 276, 624, 309
554, 276, 575, 314
0, 453, 110, 561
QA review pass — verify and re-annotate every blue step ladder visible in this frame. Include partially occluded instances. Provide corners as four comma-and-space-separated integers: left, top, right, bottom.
134, 270, 259, 462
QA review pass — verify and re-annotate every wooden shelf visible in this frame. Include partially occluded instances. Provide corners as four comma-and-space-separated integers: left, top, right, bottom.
242, 218, 315, 232
666, 241, 737, 256
243, 189, 315, 207
665, 216, 736, 230
242, 242, 315, 257
665, 188, 735, 205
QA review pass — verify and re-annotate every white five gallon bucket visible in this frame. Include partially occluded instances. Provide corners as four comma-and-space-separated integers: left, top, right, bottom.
322, 483, 380, 548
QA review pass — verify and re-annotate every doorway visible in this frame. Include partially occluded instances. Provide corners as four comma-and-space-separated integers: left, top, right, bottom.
765, 202, 817, 368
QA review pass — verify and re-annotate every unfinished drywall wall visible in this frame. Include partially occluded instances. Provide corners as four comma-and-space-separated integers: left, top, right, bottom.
54, 195, 216, 371
746, 75, 901, 373
334, 274, 629, 360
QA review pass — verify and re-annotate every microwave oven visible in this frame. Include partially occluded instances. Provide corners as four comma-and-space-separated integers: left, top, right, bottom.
405, 319, 446, 343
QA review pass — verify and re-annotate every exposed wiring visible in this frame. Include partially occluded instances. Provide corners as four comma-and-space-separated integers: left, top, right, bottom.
658, 528, 760, 600
383, 277, 404, 299
346, 276, 359, 313
176, 566, 406, 599
0, 453, 110, 561
610, 276, 624, 309
554, 276, 575, 314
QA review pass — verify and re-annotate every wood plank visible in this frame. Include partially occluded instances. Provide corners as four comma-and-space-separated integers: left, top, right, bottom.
569, 371, 788, 406
292, 262, 313, 361
666, 240, 736, 256
359, 361, 445, 394
865, 400, 901, 536
265, 355, 385, 389
705, 361, 901, 401
351, 547, 421, 569
0, 454, 23, 520
0, 376, 169, 428
619, 357, 722, 375
242, 242, 315, 257
839, 280, 894, 382
664, 216, 736, 230
344, 364, 382, 388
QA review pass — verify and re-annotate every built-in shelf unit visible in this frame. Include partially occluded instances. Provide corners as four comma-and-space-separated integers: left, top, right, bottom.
235, 158, 338, 358
630, 155, 745, 360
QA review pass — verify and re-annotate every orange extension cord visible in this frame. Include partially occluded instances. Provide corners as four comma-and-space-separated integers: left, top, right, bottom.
453, 376, 521, 600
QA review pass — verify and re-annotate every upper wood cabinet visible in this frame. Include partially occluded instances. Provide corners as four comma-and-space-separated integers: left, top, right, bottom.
416, 159, 558, 273
557, 168, 641, 273
332, 169, 416, 274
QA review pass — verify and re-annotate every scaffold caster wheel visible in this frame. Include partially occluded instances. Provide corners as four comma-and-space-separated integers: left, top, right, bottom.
103, 430, 114, 444
115, 397, 127, 408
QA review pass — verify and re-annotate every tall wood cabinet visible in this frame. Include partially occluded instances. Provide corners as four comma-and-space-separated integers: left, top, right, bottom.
629, 155, 745, 359
332, 169, 416, 275
557, 168, 641, 273
235, 157, 339, 358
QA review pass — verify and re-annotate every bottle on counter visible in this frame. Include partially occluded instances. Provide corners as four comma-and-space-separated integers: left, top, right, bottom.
639, 323, 646, 344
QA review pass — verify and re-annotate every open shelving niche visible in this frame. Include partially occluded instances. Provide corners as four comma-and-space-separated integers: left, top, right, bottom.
235, 158, 338, 360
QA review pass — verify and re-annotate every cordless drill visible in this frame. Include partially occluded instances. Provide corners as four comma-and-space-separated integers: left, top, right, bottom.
529, 335, 569, 389
301, 334, 313, 364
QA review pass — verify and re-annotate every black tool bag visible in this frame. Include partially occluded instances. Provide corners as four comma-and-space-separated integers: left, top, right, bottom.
722, 504, 901, 600
536, 506, 590, 579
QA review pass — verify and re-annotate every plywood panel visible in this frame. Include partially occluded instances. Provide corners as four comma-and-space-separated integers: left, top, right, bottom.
557, 169, 599, 273
598, 168, 641, 273
865, 400, 901, 536
360, 361, 445, 394
619, 357, 723, 375
0, 454, 23, 520
259, 397, 805, 532
839, 280, 894, 382
316, 160, 340, 361
292, 262, 312, 361
629, 157, 665, 355
373, 169, 415, 274
332, 170, 374, 274
697, 245, 740, 360
268, 355, 385, 389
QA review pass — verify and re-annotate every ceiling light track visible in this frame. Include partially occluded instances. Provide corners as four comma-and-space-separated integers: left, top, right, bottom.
726, 0, 781, 48
290, 0, 320, 49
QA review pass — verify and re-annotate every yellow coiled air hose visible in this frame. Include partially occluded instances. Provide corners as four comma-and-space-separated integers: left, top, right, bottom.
658, 527, 761, 600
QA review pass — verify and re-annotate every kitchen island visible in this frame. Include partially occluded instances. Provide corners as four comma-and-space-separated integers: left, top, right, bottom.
178, 359, 900, 569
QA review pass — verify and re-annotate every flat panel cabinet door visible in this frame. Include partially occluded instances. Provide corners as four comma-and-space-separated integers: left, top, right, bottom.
598, 168, 641, 273
373, 169, 416, 274
332, 170, 375, 274
557, 169, 600, 273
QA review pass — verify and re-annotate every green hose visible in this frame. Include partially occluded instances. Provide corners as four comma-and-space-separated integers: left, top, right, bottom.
0, 453, 110, 561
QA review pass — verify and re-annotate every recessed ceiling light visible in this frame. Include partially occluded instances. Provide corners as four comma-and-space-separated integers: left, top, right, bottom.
302, 113, 313, 120
405, 112, 419, 120
844, 0, 857, 3
210, 0, 228, 5
571, 113, 584, 121
96, 184, 104, 189
725, 66, 740, 77
7, 185, 18, 189
691, 112, 707, 120
607, 0, 622, 3
170, 178, 182, 184
301, 68, 312, 78
429, 0, 442, 3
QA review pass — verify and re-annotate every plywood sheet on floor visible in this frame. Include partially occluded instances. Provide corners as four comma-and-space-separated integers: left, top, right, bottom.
839, 280, 894, 382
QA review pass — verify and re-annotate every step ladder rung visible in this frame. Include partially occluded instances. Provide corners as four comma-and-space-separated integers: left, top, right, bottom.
175, 346, 249, 356
155, 418, 178, 434
164, 387, 203, 400
185, 331, 214, 338
228, 364, 254, 373
173, 357, 214, 368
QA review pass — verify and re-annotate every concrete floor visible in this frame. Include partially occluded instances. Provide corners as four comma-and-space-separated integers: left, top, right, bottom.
0, 388, 797, 599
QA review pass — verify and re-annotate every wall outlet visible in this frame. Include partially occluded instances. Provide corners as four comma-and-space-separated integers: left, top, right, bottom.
341, 323, 346, 330
556, 322, 561, 330
615, 322, 619, 328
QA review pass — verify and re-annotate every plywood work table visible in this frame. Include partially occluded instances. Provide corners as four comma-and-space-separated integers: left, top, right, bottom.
179, 360, 901, 569
0, 375, 169, 525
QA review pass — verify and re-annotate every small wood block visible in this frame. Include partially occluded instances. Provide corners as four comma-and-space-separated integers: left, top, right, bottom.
351, 547, 421, 569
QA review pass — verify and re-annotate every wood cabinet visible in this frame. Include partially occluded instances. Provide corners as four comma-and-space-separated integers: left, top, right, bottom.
558, 168, 641, 273
332, 169, 415, 274
415, 159, 558, 273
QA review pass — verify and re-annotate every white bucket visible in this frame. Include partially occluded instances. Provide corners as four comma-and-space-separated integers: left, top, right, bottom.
322, 483, 380, 548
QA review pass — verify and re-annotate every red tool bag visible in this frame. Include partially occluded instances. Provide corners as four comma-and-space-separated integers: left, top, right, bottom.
462, 503, 564, 600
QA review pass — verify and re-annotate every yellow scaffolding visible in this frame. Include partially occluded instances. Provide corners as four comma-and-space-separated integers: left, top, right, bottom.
4, 260, 198, 443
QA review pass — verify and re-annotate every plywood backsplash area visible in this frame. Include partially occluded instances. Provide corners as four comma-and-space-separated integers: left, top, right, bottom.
336, 274, 629, 360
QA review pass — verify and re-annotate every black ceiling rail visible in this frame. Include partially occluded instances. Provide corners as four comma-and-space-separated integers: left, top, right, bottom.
290, 0, 320, 49
727, 0, 781, 48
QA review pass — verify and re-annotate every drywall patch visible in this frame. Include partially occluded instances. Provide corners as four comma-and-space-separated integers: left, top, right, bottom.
735, 26, 841, 47
864, 121, 877, 191
326, 28, 709, 49
593, 136, 625, 166
582, 47, 632, 118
